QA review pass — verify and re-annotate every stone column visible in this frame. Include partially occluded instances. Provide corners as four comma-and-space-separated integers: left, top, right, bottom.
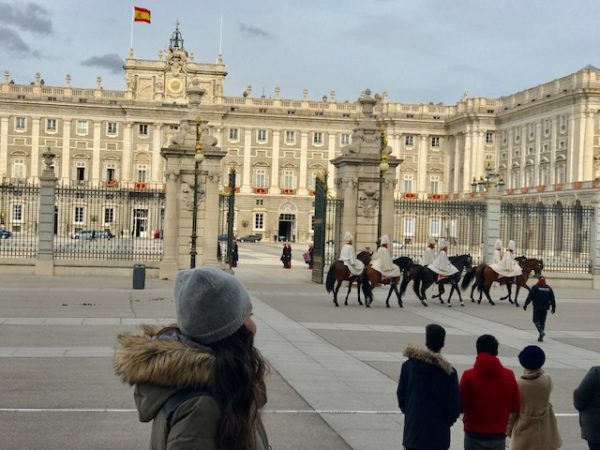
463, 130, 472, 192
270, 130, 281, 194
31, 118, 40, 180
327, 133, 336, 193
417, 135, 428, 193
482, 188, 502, 264
122, 123, 132, 184
550, 117, 557, 184
591, 192, 600, 290
152, 124, 162, 182
0, 117, 8, 177
298, 131, 309, 195
201, 153, 225, 266
92, 121, 101, 185
35, 150, 58, 275
61, 120, 71, 184
453, 134, 461, 193
241, 128, 252, 193
583, 111, 595, 181
159, 171, 179, 279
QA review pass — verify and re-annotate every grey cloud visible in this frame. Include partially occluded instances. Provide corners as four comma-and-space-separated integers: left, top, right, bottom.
0, 2, 53, 34
0, 27, 34, 55
80, 54, 124, 74
239, 23, 275, 40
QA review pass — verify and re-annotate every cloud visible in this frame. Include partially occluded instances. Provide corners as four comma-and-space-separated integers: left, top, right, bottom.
0, 27, 36, 55
0, 2, 53, 34
239, 23, 275, 40
80, 54, 124, 74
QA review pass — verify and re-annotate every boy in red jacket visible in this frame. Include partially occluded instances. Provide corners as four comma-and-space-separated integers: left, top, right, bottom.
460, 334, 520, 450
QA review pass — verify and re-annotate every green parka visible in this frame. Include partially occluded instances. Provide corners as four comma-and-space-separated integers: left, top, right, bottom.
114, 325, 269, 450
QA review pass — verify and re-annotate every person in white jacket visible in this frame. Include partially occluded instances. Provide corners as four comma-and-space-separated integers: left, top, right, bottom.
490, 240, 523, 278
339, 232, 364, 276
427, 239, 459, 278
420, 237, 437, 266
371, 234, 401, 278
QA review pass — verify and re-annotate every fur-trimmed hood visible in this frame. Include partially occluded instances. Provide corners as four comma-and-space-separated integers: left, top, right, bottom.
114, 324, 215, 388
403, 344, 453, 375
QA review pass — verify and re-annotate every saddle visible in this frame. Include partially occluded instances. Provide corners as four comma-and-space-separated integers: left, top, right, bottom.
436, 275, 449, 283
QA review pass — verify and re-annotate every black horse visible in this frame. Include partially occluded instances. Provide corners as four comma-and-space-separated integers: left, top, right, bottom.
412, 254, 473, 307
359, 256, 412, 308
325, 251, 372, 307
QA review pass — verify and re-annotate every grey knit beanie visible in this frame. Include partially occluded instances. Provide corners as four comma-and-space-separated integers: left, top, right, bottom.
174, 267, 252, 344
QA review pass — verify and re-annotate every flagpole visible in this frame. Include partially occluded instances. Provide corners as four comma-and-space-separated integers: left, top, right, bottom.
130, 2, 134, 51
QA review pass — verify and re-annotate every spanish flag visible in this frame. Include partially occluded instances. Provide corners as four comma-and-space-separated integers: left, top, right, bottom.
134, 6, 151, 23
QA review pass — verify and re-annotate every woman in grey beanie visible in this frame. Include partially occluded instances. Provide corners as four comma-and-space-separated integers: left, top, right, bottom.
115, 267, 269, 450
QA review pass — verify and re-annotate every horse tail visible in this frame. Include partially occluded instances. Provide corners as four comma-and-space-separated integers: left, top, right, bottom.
475, 266, 486, 292
461, 266, 476, 291
325, 264, 336, 293
413, 269, 422, 298
361, 271, 372, 299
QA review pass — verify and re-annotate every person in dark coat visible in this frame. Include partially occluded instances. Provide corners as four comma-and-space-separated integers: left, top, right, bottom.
397, 324, 460, 450
231, 240, 239, 268
574, 366, 600, 450
280, 243, 292, 269
523, 276, 556, 342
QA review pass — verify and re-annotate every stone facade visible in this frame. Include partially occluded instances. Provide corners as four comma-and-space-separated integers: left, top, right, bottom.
1, 27, 599, 244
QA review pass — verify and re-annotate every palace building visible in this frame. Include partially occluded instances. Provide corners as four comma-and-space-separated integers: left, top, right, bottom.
1, 26, 599, 243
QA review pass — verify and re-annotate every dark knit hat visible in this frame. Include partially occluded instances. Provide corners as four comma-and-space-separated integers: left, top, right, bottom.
518, 345, 546, 370
174, 267, 252, 344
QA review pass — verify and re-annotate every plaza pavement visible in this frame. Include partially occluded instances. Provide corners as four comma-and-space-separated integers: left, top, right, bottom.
0, 241, 598, 449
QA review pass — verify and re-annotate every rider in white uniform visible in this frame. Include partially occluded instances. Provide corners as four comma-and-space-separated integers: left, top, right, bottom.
490, 239, 523, 277
419, 237, 437, 266
427, 239, 459, 278
339, 232, 365, 276
491, 239, 503, 265
371, 235, 401, 278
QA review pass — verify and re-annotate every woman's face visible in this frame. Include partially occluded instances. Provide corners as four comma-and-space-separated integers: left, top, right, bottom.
244, 312, 257, 335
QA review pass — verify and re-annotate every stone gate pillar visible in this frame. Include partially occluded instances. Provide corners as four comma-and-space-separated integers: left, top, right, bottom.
591, 192, 600, 289
159, 119, 226, 280
331, 90, 401, 253
35, 150, 57, 275
482, 189, 502, 264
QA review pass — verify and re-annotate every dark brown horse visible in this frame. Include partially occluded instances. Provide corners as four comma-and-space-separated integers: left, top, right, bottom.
360, 261, 405, 308
325, 251, 372, 307
463, 257, 544, 306
464, 256, 527, 304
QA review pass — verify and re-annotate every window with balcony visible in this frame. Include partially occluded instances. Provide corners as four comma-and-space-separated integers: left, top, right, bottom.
137, 164, 147, 182
403, 174, 413, 193
429, 175, 440, 194
254, 168, 267, 188
12, 159, 25, 179
76, 164, 86, 182
282, 169, 295, 189
106, 165, 116, 182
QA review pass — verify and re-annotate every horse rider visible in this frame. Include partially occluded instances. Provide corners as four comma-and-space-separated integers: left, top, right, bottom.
427, 238, 459, 282
419, 237, 437, 266
491, 239, 503, 265
371, 234, 402, 279
490, 239, 523, 279
339, 232, 365, 276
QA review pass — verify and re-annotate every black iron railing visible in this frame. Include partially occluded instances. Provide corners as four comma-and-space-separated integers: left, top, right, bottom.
0, 181, 39, 258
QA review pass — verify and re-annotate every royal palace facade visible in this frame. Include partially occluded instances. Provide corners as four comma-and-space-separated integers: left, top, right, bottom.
1, 27, 599, 243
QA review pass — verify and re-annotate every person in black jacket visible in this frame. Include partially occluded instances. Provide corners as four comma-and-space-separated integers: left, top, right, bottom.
523, 276, 556, 342
397, 324, 460, 450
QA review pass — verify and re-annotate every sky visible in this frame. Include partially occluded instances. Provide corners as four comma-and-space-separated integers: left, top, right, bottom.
0, 0, 599, 105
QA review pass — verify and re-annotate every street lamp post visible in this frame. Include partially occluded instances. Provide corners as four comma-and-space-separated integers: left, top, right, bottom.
377, 124, 391, 248
190, 117, 205, 268
226, 167, 237, 268
470, 163, 505, 194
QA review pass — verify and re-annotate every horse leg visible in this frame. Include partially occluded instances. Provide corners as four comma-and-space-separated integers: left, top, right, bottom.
454, 280, 465, 307
333, 280, 341, 307
484, 282, 495, 306
438, 284, 445, 304
499, 284, 510, 301
344, 281, 352, 306
394, 281, 403, 308
385, 284, 393, 308
470, 283, 477, 303
506, 284, 514, 305
513, 284, 521, 307
356, 277, 363, 306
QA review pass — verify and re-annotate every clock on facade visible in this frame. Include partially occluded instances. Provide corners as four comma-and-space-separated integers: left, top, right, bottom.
167, 78, 183, 94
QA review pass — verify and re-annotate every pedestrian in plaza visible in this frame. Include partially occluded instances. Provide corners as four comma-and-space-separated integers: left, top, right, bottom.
280, 243, 292, 268
574, 366, 600, 450
303, 243, 314, 269
523, 276, 556, 342
114, 267, 270, 450
231, 240, 239, 268
419, 237, 437, 266
460, 334, 520, 450
397, 324, 460, 450
507, 345, 562, 450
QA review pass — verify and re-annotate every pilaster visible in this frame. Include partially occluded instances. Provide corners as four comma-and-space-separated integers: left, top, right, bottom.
61, 120, 71, 184
241, 128, 252, 193
92, 121, 101, 185
123, 123, 132, 182
35, 151, 58, 276
0, 117, 8, 177
298, 131, 308, 195
152, 124, 162, 182
31, 118, 40, 180
270, 130, 281, 194
417, 135, 428, 193
482, 189, 502, 264
591, 192, 600, 290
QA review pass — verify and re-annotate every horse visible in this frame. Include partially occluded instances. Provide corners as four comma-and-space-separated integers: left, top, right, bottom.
463, 256, 526, 304
466, 257, 544, 306
412, 254, 473, 307
399, 262, 424, 304
325, 251, 372, 307
360, 258, 408, 309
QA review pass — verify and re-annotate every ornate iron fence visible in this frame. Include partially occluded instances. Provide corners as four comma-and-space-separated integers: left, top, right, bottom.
0, 181, 39, 258
324, 198, 344, 266
393, 199, 487, 263
53, 183, 165, 260
500, 201, 594, 274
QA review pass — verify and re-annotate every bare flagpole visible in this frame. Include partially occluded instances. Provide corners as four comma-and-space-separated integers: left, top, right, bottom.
129, 2, 135, 51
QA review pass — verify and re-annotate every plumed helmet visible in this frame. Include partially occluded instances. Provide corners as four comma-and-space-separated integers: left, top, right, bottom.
508, 240, 516, 251
439, 238, 449, 249
381, 234, 391, 246
428, 237, 436, 245
495, 239, 503, 250
344, 231, 353, 242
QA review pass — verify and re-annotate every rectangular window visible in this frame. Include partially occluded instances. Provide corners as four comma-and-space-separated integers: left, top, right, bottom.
47, 118, 57, 132
255, 199, 264, 206
12, 159, 25, 179
255, 168, 266, 188
104, 208, 114, 225
514, 128, 521, 143
106, 167, 116, 181
229, 128, 239, 141
528, 123, 535, 139
430, 218, 441, 237
485, 131, 494, 144
257, 129, 267, 142
405, 135, 414, 147
544, 120, 551, 137
403, 175, 413, 193
15, 117, 26, 130
76, 166, 86, 182
431, 136, 440, 148
137, 165, 147, 182
404, 218, 415, 237
502, 131, 507, 145
139, 124, 149, 136
254, 213, 264, 230
107, 122, 118, 135
340, 133, 350, 145
12, 204, 23, 222
429, 175, 439, 194
74, 207, 84, 224
77, 120, 88, 135
282, 169, 294, 189
559, 115, 567, 133
313, 132, 323, 145
285, 130, 295, 143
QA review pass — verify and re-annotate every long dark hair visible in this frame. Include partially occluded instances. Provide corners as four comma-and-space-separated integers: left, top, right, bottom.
210, 324, 268, 450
